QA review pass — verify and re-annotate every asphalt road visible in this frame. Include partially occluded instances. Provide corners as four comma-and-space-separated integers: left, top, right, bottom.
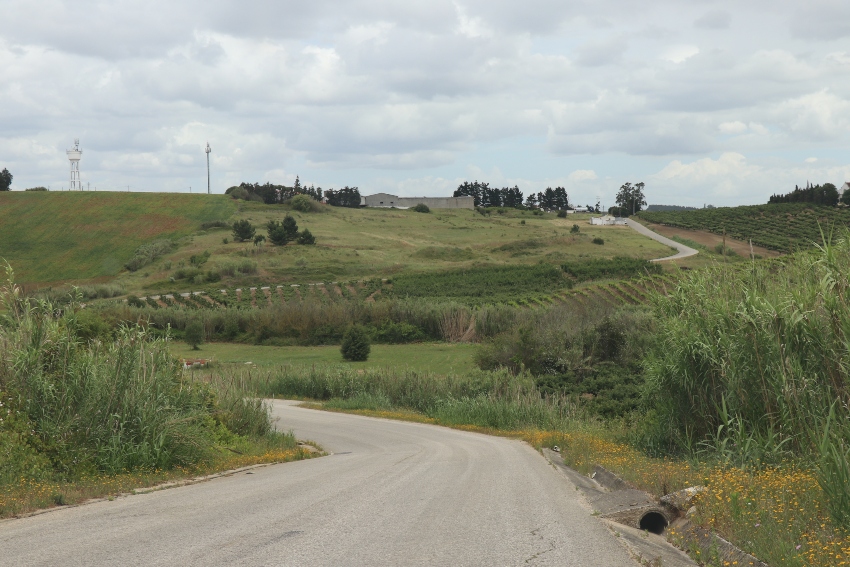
626, 218, 698, 262
1, 401, 638, 566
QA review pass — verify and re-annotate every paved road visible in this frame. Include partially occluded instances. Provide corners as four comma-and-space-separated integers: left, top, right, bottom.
626, 218, 698, 262
0, 401, 638, 566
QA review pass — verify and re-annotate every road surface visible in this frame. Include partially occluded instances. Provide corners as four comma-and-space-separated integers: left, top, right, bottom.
0, 401, 638, 566
626, 218, 698, 262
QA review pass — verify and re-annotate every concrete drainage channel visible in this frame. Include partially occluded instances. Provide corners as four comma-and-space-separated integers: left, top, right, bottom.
543, 449, 769, 567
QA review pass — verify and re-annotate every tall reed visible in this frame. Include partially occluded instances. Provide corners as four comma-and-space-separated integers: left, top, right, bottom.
643, 234, 850, 525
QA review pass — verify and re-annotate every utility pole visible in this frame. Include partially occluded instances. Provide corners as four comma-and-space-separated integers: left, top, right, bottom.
205, 142, 211, 194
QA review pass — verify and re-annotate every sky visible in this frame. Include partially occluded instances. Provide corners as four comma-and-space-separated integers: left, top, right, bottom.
1, 0, 849, 207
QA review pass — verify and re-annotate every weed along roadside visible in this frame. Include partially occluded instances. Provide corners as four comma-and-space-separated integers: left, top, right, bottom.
0, 267, 318, 519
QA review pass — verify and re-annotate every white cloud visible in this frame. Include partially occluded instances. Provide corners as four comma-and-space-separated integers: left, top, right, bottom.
661, 45, 699, 64
568, 169, 598, 182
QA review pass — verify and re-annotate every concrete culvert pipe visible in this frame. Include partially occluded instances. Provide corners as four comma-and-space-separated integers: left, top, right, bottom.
639, 511, 668, 535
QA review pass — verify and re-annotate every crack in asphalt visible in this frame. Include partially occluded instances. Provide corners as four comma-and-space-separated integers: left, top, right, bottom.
524, 524, 558, 564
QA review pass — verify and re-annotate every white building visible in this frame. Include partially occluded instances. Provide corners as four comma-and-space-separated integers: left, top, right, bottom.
840, 182, 850, 200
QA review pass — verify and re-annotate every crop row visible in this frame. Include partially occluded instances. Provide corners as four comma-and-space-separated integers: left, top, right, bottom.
637, 203, 850, 252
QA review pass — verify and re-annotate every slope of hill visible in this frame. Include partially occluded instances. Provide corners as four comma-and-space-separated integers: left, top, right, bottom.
636, 203, 850, 252
0, 192, 235, 284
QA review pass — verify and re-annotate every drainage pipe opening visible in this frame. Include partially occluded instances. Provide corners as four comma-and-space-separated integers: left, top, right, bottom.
639, 511, 668, 535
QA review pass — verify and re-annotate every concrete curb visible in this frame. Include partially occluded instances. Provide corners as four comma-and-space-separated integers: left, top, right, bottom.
543, 449, 770, 567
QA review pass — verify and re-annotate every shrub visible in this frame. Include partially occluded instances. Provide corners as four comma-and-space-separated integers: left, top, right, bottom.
592, 237, 604, 245
411, 203, 430, 213
570, 224, 580, 234
231, 219, 255, 242
124, 240, 175, 272
290, 194, 317, 212
225, 186, 249, 200
297, 229, 316, 245
185, 320, 204, 350
190, 251, 210, 267
25, 187, 48, 191
341, 326, 370, 361
127, 295, 146, 308
200, 220, 230, 230
557, 210, 567, 218
713, 243, 738, 256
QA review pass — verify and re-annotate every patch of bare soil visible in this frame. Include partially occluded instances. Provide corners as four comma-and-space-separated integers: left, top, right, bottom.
642, 222, 781, 258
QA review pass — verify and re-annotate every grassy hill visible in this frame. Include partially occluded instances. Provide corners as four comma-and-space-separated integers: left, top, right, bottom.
636, 203, 850, 252
116, 200, 674, 294
0, 192, 235, 284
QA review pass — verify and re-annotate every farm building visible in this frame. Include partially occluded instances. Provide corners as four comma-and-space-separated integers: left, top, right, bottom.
590, 215, 627, 226
361, 193, 475, 209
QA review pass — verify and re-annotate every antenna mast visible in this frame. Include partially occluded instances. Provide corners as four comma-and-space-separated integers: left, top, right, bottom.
205, 142, 211, 194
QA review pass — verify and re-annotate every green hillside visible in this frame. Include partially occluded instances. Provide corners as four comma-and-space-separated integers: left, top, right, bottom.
0, 192, 235, 284
636, 203, 850, 252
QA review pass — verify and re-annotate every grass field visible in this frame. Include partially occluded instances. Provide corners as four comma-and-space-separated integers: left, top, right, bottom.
171, 341, 478, 376
1, 192, 675, 292
0, 192, 235, 284
119, 200, 674, 294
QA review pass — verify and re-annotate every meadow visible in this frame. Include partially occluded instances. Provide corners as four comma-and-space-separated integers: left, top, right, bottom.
171, 341, 478, 376
0, 191, 235, 285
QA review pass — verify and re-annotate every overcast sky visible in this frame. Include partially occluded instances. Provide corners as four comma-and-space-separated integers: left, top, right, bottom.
1, 1, 849, 206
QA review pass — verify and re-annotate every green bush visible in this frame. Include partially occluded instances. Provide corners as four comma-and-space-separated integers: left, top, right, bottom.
290, 194, 318, 212
411, 203, 430, 213
592, 237, 604, 245
231, 219, 255, 242
570, 224, 580, 234
557, 210, 567, 218
297, 229, 316, 245
341, 326, 371, 361
185, 320, 204, 350
124, 240, 175, 272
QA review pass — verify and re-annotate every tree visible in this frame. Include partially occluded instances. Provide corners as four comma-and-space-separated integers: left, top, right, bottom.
231, 219, 255, 242
185, 320, 204, 351
0, 168, 12, 191
341, 326, 370, 361
267, 215, 299, 245
297, 229, 316, 245
324, 186, 361, 207
614, 182, 647, 216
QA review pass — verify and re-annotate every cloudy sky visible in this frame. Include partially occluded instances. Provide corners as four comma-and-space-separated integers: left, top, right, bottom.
1, 0, 849, 206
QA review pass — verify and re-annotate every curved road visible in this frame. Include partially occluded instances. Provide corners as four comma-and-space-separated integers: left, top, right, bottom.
626, 218, 698, 262
1, 401, 638, 566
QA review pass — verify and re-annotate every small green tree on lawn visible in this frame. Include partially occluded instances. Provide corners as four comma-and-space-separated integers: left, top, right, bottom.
341, 326, 370, 361
297, 229, 316, 245
232, 219, 255, 242
185, 320, 204, 350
